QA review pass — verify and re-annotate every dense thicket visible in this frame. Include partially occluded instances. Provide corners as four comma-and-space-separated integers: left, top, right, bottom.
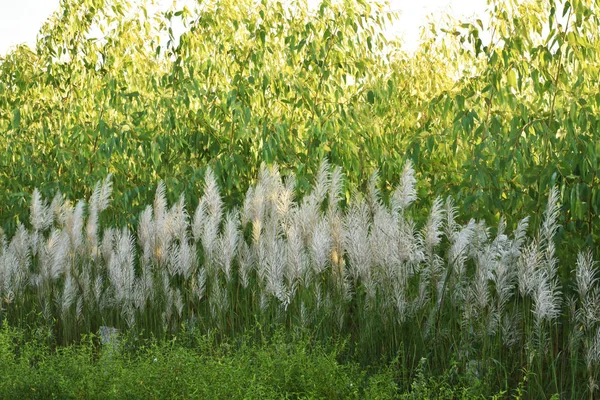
1, 0, 599, 260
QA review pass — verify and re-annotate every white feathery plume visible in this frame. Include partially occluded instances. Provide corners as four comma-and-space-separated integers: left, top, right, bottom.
42, 229, 69, 281
576, 250, 597, 301
328, 211, 345, 282
448, 219, 475, 277
366, 170, 383, 216
507, 217, 529, 261
133, 276, 147, 311
343, 197, 373, 284
174, 288, 183, 318
397, 217, 425, 267
169, 193, 189, 242
217, 211, 240, 282
540, 187, 560, 280
391, 160, 417, 214
262, 163, 283, 207
444, 196, 459, 239
123, 306, 135, 328
30, 188, 52, 232
574, 250, 600, 335
97, 174, 113, 212
76, 296, 84, 322
241, 186, 255, 229
540, 186, 560, 248
86, 175, 113, 257
589, 327, 600, 364
532, 271, 562, 327
237, 240, 253, 289
496, 216, 507, 241
60, 275, 78, 320
64, 200, 85, 254
501, 310, 522, 347
310, 218, 332, 276
192, 198, 207, 243
170, 239, 196, 279
80, 268, 92, 307
150, 182, 172, 266
107, 228, 136, 304
153, 181, 168, 227
491, 254, 516, 315
93, 276, 104, 310
371, 207, 398, 274
6, 224, 30, 294
201, 168, 223, 269
518, 241, 542, 297
473, 251, 491, 312
394, 282, 409, 323
264, 238, 287, 303
284, 224, 307, 286
0, 250, 18, 302
194, 267, 207, 301
276, 175, 296, 228
203, 167, 223, 221
422, 197, 445, 254
311, 159, 331, 206
137, 206, 154, 264
248, 175, 267, 245
297, 162, 331, 246
259, 292, 269, 313
50, 191, 64, 223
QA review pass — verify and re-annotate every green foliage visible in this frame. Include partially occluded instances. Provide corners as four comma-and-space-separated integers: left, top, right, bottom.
383, 0, 600, 256
0, 0, 393, 234
0, 324, 401, 399
1, 0, 599, 258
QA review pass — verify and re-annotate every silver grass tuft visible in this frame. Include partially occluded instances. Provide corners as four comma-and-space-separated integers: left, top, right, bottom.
532, 271, 562, 326
391, 160, 417, 214
153, 181, 168, 226
194, 268, 207, 301
343, 198, 372, 284
576, 250, 597, 301
285, 224, 308, 286
65, 200, 85, 254
366, 170, 383, 216
217, 211, 240, 282
310, 218, 332, 276
518, 241, 542, 297
30, 189, 53, 232
169, 193, 189, 241
60, 275, 78, 320
86, 175, 113, 257
311, 159, 331, 206
422, 197, 445, 254
237, 240, 253, 289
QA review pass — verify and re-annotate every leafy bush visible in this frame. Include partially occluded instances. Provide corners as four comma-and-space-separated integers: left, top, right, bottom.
1, 0, 599, 260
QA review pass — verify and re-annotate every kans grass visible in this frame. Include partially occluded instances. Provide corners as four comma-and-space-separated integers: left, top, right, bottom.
0, 160, 599, 398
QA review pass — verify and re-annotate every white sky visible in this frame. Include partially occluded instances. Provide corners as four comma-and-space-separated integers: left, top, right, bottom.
0, 0, 488, 56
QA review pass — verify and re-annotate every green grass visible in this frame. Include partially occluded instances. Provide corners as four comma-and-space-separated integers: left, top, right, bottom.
0, 322, 518, 399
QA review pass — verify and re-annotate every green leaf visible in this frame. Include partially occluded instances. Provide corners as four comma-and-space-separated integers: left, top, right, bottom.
367, 90, 375, 104
11, 108, 20, 130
